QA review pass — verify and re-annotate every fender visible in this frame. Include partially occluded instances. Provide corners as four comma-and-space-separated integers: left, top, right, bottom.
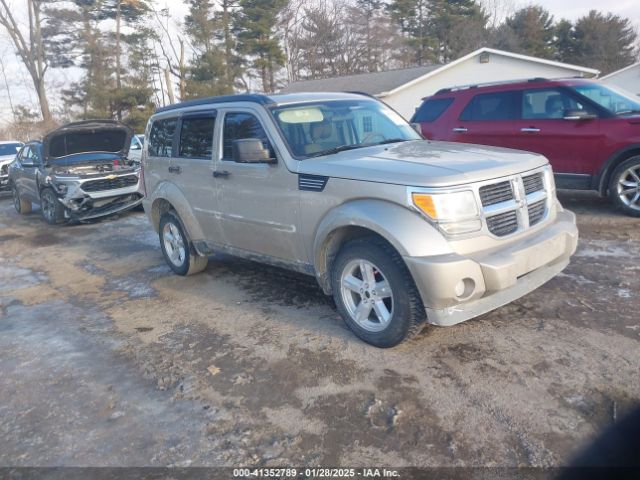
312, 199, 454, 293
595, 143, 640, 195
147, 181, 206, 241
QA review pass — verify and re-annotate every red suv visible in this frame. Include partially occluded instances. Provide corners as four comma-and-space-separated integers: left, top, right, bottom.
413, 78, 640, 216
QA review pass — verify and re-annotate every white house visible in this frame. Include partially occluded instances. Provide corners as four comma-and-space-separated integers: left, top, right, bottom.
281, 47, 600, 120
601, 62, 640, 96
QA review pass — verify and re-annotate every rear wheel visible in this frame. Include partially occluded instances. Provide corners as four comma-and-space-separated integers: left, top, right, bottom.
40, 187, 66, 225
12, 184, 32, 214
609, 156, 640, 217
331, 237, 426, 348
159, 211, 208, 276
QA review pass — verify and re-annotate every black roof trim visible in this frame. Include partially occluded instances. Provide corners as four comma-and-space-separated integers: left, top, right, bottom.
155, 94, 276, 114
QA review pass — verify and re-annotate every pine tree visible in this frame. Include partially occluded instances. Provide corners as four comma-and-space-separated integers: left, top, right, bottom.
235, 0, 288, 92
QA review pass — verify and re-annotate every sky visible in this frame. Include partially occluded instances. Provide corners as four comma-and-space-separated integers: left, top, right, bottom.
1, 0, 639, 127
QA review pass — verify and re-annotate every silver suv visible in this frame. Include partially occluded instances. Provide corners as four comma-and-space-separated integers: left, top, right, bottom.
142, 92, 578, 347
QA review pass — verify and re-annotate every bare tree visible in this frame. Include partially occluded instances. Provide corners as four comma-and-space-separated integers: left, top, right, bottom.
0, 0, 52, 124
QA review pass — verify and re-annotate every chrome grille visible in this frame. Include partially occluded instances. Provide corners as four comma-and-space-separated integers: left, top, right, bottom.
479, 169, 549, 238
528, 199, 546, 226
523, 173, 544, 195
486, 211, 518, 237
479, 181, 513, 206
82, 174, 138, 192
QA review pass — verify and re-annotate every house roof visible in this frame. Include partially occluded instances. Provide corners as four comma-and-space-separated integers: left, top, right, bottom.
280, 65, 442, 96
600, 62, 640, 80
280, 48, 600, 98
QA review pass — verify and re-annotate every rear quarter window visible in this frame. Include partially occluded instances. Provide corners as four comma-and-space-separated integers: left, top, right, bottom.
460, 91, 519, 121
148, 118, 178, 157
412, 98, 454, 123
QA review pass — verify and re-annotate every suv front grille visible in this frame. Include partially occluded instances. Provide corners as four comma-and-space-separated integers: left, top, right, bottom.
479, 181, 513, 206
479, 169, 548, 237
527, 199, 546, 226
523, 173, 544, 195
82, 174, 138, 192
0, 164, 8, 175
486, 211, 518, 236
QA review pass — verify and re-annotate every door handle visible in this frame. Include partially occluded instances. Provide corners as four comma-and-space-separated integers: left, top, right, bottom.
168, 165, 182, 174
213, 170, 230, 178
452, 127, 468, 133
520, 127, 540, 133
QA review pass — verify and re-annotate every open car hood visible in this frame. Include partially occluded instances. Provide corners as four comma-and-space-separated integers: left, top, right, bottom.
43, 120, 133, 163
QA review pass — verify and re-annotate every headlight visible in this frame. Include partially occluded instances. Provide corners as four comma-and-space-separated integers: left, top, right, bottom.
411, 190, 481, 235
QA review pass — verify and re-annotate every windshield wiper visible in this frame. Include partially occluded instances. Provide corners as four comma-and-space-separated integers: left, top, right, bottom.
307, 144, 366, 158
370, 138, 409, 146
617, 109, 640, 115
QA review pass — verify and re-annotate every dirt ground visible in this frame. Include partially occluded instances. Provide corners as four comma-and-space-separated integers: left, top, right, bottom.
0, 191, 638, 468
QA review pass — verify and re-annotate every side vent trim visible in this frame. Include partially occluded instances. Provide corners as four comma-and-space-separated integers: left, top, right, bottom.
299, 174, 329, 192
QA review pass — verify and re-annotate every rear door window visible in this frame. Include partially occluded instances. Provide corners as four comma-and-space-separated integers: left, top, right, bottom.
460, 91, 519, 121
412, 98, 454, 123
178, 116, 216, 159
148, 118, 177, 157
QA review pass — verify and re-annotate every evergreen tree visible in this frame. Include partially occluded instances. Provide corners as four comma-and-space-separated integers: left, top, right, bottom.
388, 0, 436, 65
235, 0, 287, 93
430, 0, 488, 62
496, 6, 556, 59
569, 11, 637, 75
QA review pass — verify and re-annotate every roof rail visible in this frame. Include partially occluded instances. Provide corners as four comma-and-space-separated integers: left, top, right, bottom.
155, 93, 275, 114
434, 77, 550, 95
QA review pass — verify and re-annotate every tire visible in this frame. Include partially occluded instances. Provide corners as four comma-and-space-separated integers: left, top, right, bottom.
330, 237, 426, 348
609, 155, 640, 217
12, 184, 32, 214
40, 187, 66, 225
159, 211, 208, 276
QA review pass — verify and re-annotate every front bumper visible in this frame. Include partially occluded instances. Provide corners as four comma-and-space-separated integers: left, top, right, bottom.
51, 170, 143, 220
404, 209, 578, 326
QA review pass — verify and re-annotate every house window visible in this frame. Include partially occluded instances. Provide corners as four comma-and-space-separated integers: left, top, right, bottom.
362, 116, 373, 133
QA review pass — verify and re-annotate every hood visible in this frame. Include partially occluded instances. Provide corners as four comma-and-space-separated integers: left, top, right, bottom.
43, 120, 133, 164
298, 140, 549, 188
0, 154, 17, 164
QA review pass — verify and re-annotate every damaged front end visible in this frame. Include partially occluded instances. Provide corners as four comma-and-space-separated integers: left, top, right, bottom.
43, 120, 143, 221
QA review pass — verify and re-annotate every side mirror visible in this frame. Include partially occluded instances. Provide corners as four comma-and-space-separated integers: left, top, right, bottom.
130, 143, 141, 150
563, 110, 597, 121
21, 158, 35, 167
232, 138, 276, 164
410, 122, 423, 136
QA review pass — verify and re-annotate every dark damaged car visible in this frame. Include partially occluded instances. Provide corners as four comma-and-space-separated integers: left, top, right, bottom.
8, 120, 144, 224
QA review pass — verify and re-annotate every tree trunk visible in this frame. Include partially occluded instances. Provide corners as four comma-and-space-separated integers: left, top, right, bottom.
115, 0, 122, 120
164, 67, 175, 104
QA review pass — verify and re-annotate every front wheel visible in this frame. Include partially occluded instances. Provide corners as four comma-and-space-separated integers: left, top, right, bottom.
12, 184, 32, 214
609, 156, 640, 217
331, 237, 426, 348
40, 187, 66, 225
159, 212, 208, 276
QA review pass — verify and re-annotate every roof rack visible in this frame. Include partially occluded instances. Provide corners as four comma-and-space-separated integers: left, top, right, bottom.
155, 93, 275, 113
434, 77, 549, 95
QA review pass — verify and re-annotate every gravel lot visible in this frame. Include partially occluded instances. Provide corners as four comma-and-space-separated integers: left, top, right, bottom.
0, 191, 638, 468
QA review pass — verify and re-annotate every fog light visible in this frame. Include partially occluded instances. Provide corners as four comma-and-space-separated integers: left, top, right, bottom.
454, 278, 476, 300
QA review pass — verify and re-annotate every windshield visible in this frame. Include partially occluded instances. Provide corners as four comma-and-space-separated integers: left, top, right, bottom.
271, 100, 420, 159
0, 143, 22, 156
572, 83, 640, 115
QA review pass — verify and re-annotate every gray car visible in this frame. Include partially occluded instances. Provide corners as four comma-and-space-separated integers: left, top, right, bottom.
142, 92, 578, 347
9, 120, 144, 224
0, 141, 23, 190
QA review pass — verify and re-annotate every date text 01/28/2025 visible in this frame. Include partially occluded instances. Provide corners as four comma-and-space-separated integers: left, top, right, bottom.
232, 468, 400, 477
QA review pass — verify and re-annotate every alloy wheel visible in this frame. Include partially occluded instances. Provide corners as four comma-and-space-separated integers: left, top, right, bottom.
41, 190, 57, 222
339, 259, 394, 332
616, 164, 640, 211
162, 222, 186, 267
